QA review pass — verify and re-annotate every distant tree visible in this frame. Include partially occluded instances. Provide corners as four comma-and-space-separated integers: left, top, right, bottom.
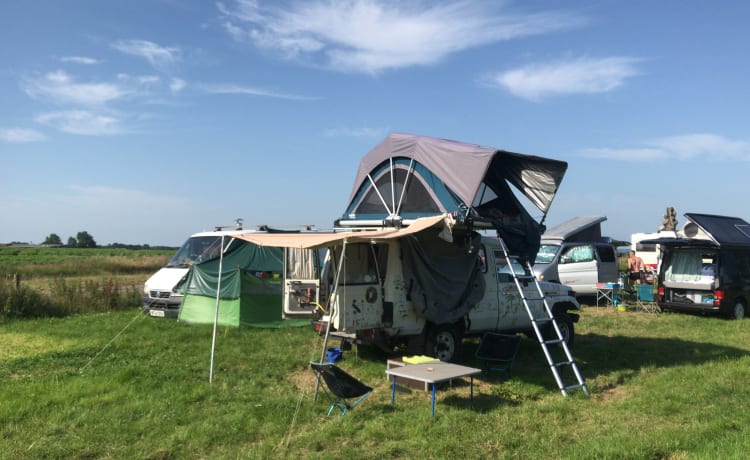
75, 231, 97, 248
42, 233, 62, 245
67, 236, 77, 247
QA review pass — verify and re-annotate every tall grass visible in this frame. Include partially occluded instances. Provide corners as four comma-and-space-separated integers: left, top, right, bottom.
0, 277, 142, 320
0, 247, 163, 320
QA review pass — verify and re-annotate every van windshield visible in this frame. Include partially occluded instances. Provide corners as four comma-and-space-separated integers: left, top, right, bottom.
166, 236, 232, 267
535, 244, 560, 264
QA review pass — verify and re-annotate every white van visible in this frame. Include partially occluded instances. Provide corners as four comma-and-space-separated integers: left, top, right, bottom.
142, 227, 256, 317
533, 216, 618, 295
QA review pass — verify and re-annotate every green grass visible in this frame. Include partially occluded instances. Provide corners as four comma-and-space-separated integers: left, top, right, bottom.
3, 306, 750, 459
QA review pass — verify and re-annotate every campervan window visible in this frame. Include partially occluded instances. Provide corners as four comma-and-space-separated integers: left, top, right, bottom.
493, 251, 526, 282
285, 248, 318, 279
336, 243, 387, 285
560, 245, 594, 264
663, 249, 717, 283
167, 236, 232, 267
535, 244, 560, 264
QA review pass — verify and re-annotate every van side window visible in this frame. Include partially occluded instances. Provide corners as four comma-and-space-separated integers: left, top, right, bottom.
493, 250, 526, 282
560, 245, 594, 263
597, 244, 616, 263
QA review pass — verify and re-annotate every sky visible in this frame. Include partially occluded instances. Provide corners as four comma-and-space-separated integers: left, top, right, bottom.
2, 1, 749, 247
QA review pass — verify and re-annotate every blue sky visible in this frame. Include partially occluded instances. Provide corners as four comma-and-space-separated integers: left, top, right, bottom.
2, 1, 749, 246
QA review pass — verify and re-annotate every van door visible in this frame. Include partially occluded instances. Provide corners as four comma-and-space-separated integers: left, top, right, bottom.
557, 244, 599, 294
282, 247, 321, 318
595, 243, 618, 284
467, 245, 500, 331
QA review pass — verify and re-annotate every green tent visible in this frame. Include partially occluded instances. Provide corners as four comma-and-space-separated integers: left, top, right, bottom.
176, 239, 286, 327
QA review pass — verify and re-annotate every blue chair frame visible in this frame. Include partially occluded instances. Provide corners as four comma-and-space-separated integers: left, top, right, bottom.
310, 362, 373, 416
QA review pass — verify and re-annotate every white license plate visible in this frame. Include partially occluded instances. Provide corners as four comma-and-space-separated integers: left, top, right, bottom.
149, 310, 165, 317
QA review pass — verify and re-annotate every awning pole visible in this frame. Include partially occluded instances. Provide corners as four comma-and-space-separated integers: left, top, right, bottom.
313, 241, 347, 401
209, 234, 226, 384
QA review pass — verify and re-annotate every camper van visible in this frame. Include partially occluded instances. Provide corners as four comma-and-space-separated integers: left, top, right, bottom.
313, 228, 580, 363
143, 227, 264, 318
533, 216, 618, 295
649, 213, 750, 319
280, 132, 582, 363
143, 225, 321, 319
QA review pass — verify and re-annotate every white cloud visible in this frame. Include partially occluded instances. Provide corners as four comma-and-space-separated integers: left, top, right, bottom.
0, 128, 47, 143
199, 83, 317, 100
35, 110, 124, 136
489, 56, 642, 101
580, 134, 750, 162
23, 70, 129, 106
218, 0, 585, 74
169, 78, 186, 93
111, 39, 180, 71
649, 134, 750, 160
60, 56, 99, 65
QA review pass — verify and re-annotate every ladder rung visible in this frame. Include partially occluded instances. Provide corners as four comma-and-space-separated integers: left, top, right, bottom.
543, 338, 563, 345
553, 360, 574, 367
563, 383, 586, 391
533, 317, 553, 324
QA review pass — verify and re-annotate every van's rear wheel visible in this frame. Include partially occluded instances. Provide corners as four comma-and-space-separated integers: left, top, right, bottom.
731, 302, 745, 320
426, 324, 462, 362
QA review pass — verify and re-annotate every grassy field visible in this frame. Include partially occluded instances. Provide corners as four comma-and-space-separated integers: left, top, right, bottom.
3, 303, 750, 459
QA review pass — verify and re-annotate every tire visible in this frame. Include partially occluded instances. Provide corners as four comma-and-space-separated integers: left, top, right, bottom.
426, 324, 462, 362
731, 302, 746, 320
544, 311, 575, 347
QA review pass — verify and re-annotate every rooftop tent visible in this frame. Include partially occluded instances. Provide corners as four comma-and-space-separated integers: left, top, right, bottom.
341, 133, 568, 259
176, 239, 287, 327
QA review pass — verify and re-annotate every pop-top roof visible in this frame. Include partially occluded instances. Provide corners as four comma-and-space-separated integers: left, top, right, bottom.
642, 213, 750, 248
541, 215, 607, 242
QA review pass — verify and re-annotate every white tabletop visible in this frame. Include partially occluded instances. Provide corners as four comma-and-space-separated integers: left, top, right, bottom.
385, 362, 481, 384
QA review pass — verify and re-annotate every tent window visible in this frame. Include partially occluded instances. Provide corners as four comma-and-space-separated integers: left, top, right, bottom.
356, 168, 440, 214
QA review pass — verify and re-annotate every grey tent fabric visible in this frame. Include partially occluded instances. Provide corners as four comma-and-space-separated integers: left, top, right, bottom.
400, 228, 486, 324
344, 133, 568, 260
348, 133, 568, 217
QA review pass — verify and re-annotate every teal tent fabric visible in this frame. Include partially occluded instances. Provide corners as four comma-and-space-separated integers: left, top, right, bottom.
176, 240, 287, 327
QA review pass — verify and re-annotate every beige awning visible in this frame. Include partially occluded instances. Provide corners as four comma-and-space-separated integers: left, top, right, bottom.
229, 214, 448, 249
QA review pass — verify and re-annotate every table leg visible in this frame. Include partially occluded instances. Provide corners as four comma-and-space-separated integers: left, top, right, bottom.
431, 383, 436, 417
391, 377, 396, 407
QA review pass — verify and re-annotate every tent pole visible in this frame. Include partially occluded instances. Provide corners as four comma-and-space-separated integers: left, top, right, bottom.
209, 234, 226, 384
314, 241, 347, 401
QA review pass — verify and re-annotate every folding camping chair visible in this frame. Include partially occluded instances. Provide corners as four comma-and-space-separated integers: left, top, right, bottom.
636, 284, 660, 313
310, 362, 373, 416
474, 333, 522, 379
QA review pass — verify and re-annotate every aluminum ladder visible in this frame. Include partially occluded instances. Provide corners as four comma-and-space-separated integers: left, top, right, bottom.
497, 239, 589, 397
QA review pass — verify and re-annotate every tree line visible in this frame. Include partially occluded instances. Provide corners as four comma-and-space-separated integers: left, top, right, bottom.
42, 231, 96, 248
38, 232, 175, 250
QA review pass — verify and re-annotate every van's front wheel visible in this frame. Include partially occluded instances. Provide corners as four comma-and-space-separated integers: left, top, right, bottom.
426, 324, 462, 362
543, 312, 575, 347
